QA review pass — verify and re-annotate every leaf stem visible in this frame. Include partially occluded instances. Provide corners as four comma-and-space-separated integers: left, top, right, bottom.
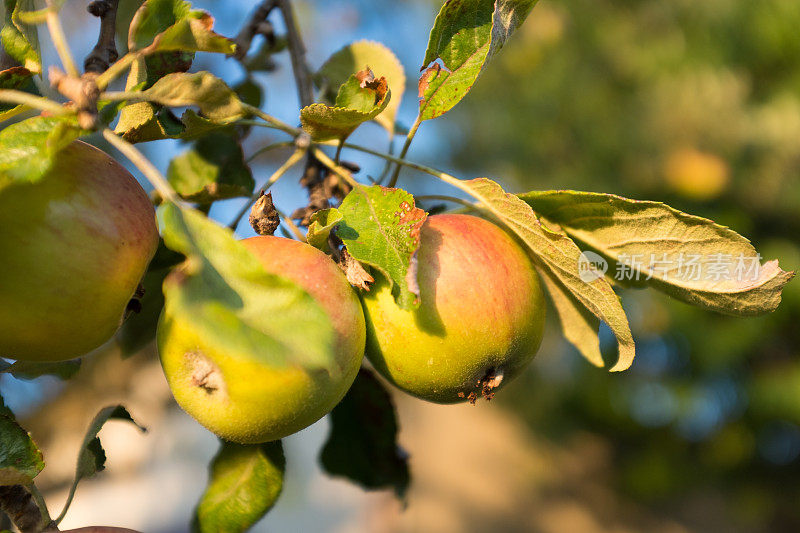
24, 483, 50, 527
387, 114, 421, 187
245, 140, 296, 163
415, 194, 477, 210
229, 147, 307, 230
241, 106, 302, 137
94, 52, 137, 90
324, 138, 451, 181
101, 128, 181, 205
311, 147, 360, 188
0, 89, 70, 113
241, 118, 463, 192
278, 207, 306, 242
54, 480, 76, 525
334, 140, 344, 165
45, 0, 80, 78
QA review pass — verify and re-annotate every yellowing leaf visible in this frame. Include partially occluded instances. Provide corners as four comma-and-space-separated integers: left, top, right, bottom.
536, 265, 603, 367
520, 191, 796, 316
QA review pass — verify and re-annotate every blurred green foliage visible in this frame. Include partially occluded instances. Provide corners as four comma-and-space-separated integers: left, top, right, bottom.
448, 0, 800, 530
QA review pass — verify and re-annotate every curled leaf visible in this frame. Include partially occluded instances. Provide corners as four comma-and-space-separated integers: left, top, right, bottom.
316, 40, 406, 137
301, 68, 391, 141
520, 191, 796, 316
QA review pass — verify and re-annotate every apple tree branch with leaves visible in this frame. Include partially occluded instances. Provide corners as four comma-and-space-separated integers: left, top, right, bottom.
0, 0, 794, 531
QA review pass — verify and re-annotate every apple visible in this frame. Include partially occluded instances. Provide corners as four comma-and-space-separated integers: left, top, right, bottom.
361, 214, 545, 403
0, 141, 158, 362
158, 236, 366, 444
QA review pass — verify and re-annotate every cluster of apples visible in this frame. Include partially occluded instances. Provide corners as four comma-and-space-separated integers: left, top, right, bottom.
1, 141, 546, 445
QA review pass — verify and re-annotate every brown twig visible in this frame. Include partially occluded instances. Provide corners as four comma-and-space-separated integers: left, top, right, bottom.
290, 158, 330, 225
275, 0, 312, 108
0, 485, 52, 533
275, 0, 334, 225
49, 66, 99, 129
233, 0, 278, 60
84, 0, 120, 74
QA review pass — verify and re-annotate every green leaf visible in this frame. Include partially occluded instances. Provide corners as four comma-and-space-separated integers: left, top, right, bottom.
159, 203, 336, 371
148, 10, 235, 55
233, 78, 263, 109
64, 406, 145, 504
0, 393, 43, 486
0, 115, 83, 190
320, 369, 409, 499
306, 208, 344, 252
300, 69, 391, 141
193, 440, 284, 533
336, 185, 427, 309
1, 0, 41, 73
1, 359, 81, 380
419, 0, 538, 121
133, 0, 234, 86
446, 178, 635, 370
115, 55, 160, 141
128, 0, 191, 51
117, 71, 244, 142
130, 0, 234, 55
138, 71, 246, 123
116, 96, 226, 143
520, 191, 796, 316
117, 0, 236, 142
316, 40, 406, 138
117, 242, 183, 357
167, 133, 254, 203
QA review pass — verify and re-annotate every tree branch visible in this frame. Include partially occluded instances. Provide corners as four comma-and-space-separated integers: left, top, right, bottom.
233, 0, 278, 60
84, 0, 120, 74
275, 0, 312, 108
274, 0, 332, 225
